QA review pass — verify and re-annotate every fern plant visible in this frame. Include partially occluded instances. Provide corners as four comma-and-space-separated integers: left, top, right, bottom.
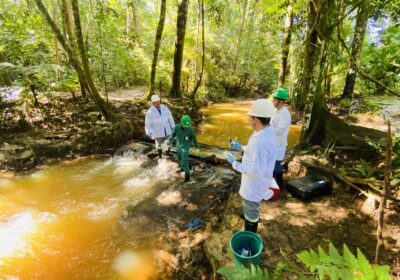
297, 243, 390, 280
218, 243, 391, 280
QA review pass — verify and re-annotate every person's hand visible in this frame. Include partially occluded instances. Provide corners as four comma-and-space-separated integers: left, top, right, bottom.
225, 152, 235, 165
229, 139, 242, 151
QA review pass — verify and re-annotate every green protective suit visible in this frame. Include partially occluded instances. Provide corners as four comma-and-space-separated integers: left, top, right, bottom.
168, 124, 200, 173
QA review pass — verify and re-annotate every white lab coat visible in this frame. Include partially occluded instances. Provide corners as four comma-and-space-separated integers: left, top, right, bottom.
270, 106, 291, 161
232, 127, 278, 202
145, 105, 175, 138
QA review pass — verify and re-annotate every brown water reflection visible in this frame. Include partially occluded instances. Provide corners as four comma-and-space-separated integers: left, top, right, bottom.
197, 101, 301, 148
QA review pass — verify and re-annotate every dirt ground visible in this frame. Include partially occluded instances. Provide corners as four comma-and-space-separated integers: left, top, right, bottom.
205, 164, 400, 279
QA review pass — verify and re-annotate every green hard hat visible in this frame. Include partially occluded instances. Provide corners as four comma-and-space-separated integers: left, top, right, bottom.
272, 88, 289, 100
181, 115, 192, 128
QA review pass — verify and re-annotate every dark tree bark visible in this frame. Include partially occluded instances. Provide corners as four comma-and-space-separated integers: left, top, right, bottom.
340, 3, 369, 100
148, 0, 166, 97
170, 0, 189, 98
292, 0, 319, 111
298, 0, 338, 143
191, 0, 205, 99
278, 0, 295, 87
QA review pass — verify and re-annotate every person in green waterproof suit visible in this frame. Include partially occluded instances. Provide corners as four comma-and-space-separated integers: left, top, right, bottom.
168, 115, 200, 182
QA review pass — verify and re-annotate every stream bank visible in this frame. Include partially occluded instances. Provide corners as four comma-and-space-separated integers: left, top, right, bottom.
0, 90, 203, 172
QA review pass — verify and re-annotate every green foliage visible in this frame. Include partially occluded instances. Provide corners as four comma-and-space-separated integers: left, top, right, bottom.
339, 98, 351, 107
360, 22, 400, 95
297, 243, 390, 280
218, 243, 391, 280
365, 136, 387, 154
354, 159, 376, 178
365, 134, 400, 168
391, 136, 400, 168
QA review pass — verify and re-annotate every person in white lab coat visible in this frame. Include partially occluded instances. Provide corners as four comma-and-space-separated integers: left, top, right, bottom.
270, 88, 291, 189
225, 99, 279, 233
145, 95, 175, 159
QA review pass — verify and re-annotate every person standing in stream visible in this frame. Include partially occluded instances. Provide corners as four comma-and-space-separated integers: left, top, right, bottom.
270, 88, 291, 189
225, 99, 278, 233
145, 95, 175, 159
168, 115, 200, 183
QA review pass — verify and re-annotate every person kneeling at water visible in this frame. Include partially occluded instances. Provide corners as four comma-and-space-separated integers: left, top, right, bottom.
225, 99, 278, 233
167, 115, 200, 183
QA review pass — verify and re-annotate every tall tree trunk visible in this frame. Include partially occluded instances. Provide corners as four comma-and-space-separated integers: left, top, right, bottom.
191, 0, 205, 99
35, 0, 112, 120
303, 40, 329, 143
70, 0, 114, 120
148, 0, 167, 97
298, 0, 337, 143
340, 3, 368, 100
128, 0, 141, 46
292, 0, 319, 111
52, 0, 60, 81
126, 0, 130, 38
233, 0, 249, 69
97, 12, 108, 103
60, 0, 88, 99
193, 0, 201, 78
170, 0, 189, 98
278, 0, 295, 87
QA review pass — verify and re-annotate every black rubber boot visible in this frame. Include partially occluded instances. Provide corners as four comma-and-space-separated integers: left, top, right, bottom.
184, 172, 190, 183
157, 149, 162, 159
273, 172, 284, 190
244, 219, 258, 233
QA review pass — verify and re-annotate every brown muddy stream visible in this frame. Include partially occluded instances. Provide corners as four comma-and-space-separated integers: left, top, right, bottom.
197, 101, 301, 149
0, 101, 300, 279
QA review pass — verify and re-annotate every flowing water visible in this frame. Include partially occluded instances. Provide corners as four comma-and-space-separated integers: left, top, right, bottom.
0, 102, 300, 280
197, 101, 301, 149
0, 152, 179, 280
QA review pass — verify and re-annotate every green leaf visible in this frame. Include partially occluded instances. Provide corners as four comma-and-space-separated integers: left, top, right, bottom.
356, 248, 374, 278
297, 249, 319, 272
318, 246, 330, 264
329, 243, 343, 266
343, 244, 358, 269
373, 265, 391, 280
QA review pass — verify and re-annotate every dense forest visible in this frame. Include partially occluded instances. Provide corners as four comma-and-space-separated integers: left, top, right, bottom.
1, 0, 398, 106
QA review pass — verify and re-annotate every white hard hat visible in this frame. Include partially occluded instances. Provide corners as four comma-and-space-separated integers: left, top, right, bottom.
248, 99, 276, 118
151, 95, 160, 102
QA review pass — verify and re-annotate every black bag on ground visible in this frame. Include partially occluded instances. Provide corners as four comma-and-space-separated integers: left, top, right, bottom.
286, 176, 332, 200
